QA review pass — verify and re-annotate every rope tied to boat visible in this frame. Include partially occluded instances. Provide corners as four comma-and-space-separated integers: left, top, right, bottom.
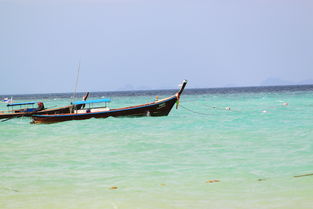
179, 104, 214, 116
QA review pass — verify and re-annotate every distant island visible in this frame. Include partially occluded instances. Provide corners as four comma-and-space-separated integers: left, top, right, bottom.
260, 78, 313, 86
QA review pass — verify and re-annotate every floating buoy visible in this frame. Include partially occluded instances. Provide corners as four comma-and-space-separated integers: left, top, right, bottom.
282, 102, 288, 106
206, 179, 220, 183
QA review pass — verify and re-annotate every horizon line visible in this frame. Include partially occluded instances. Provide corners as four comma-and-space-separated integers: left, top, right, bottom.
1, 83, 313, 97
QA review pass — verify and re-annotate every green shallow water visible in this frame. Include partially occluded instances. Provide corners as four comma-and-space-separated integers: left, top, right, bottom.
1, 90, 313, 209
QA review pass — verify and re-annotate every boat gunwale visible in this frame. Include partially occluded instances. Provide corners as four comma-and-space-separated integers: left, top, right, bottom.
32, 95, 177, 118
37, 105, 72, 112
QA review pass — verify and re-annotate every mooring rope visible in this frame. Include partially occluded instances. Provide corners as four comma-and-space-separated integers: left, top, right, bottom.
181, 101, 292, 116
179, 104, 214, 116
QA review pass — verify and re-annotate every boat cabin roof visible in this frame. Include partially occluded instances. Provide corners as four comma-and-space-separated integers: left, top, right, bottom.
72, 98, 111, 105
7, 101, 38, 107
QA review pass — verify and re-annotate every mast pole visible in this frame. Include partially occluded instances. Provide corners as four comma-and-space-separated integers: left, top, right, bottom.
72, 61, 81, 102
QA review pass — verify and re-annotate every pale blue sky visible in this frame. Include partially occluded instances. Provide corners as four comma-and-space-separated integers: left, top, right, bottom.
0, 0, 312, 94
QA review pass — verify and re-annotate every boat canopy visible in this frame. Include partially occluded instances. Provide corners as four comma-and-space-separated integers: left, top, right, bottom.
7, 102, 38, 107
72, 98, 111, 105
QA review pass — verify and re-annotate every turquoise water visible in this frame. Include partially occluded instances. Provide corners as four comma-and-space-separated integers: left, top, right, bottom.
1, 88, 313, 209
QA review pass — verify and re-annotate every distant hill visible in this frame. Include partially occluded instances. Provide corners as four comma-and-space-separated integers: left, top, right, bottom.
260, 78, 313, 86
297, 79, 313, 85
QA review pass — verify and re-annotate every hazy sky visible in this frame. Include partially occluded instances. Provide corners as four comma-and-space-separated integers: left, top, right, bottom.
0, 0, 313, 94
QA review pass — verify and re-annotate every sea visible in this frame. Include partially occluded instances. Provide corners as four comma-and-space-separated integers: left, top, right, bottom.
1, 85, 313, 209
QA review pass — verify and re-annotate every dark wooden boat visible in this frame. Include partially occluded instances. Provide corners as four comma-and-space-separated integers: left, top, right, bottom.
0, 101, 45, 119
0, 93, 89, 120
32, 80, 187, 124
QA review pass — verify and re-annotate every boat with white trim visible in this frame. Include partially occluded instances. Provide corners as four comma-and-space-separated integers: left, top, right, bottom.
31, 80, 187, 124
0, 101, 45, 119
0, 92, 89, 120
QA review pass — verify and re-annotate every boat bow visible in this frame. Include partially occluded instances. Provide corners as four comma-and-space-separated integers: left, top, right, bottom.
176, 79, 188, 109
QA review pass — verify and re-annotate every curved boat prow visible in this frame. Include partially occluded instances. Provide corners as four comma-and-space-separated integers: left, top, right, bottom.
177, 80, 188, 98
175, 80, 187, 109
83, 92, 89, 101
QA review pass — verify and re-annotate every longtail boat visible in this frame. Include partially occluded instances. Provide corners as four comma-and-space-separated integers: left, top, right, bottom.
32, 80, 187, 124
33, 92, 90, 115
0, 101, 45, 119
0, 92, 89, 120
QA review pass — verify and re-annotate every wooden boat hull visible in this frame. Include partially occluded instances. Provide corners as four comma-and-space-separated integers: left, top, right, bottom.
0, 105, 86, 120
32, 96, 178, 124
0, 112, 31, 119
0, 106, 73, 119
0, 93, 89, 120
32, 80, 187, 124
